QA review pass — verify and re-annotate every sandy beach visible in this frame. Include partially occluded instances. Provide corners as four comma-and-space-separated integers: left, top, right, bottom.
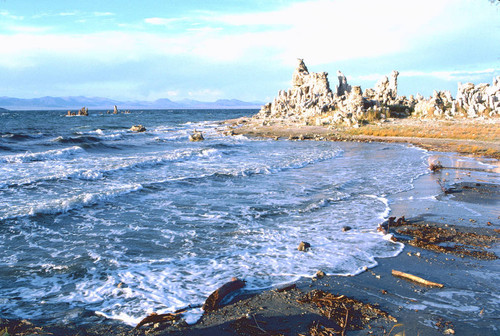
2, 119, 499, 336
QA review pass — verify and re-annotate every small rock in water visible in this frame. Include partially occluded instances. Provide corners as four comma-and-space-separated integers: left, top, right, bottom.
342, 226, 352, 232
298, 241, 311, 251
130, 125, 146, 132
189, 130, 204, 142
316, 270, 325, 278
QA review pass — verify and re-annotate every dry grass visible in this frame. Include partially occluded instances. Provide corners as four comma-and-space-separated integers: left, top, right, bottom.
347, 120, 500, 142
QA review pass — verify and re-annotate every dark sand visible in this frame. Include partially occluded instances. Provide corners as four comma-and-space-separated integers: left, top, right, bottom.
1, 132, 499, 335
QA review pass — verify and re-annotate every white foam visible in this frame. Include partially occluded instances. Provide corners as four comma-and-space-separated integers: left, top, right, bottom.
0, 184, 143, 221
0, 146, 85, 163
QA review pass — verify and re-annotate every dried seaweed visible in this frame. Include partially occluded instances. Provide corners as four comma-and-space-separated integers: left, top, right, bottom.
298, 290, 396, 334
387, 217, 499, 260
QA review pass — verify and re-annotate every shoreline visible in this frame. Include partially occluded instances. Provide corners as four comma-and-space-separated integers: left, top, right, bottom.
1, 124, 499, 335
224, 117, 500, 160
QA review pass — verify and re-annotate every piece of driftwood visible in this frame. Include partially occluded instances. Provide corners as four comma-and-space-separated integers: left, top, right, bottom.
276, 283, 297, 292
203, 277, 246, 312
391, 270, 444, 288
135, 312, 180, 329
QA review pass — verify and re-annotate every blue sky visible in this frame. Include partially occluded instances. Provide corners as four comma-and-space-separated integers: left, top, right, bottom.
0, 0, 499, 102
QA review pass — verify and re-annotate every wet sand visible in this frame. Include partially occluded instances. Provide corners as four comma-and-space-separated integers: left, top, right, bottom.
1, 128, 499, 335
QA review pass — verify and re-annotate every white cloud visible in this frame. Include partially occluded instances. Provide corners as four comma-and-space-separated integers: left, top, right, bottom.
144, 17, 179, 26
199, 0, 458, 65
1, 0, 498, 100
402, 68, 500, 82
94, 12, 115, 17
0, 10, 24, 20
59, 11, 78, 16
0, 0, 492, 69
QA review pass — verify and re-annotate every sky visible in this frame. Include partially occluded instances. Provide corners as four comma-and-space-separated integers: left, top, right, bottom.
0, 0, 499, 102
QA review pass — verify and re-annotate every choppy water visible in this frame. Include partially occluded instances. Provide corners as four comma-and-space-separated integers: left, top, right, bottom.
0, 109, 430, 325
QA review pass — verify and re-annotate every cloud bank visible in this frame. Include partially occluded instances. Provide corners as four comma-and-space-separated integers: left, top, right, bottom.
0, 0, 499, 100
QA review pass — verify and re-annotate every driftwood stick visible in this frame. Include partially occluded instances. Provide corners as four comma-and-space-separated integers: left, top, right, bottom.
392, 270, 444, 288
135, 312, 178, 329
341, 305, 349, 336
252, 314, 267, 333
203, 277, 246, 312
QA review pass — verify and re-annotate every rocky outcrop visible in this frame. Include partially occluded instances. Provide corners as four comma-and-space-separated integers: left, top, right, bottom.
454, 77, 500, 117
255, 59, 406, 126
255, 59, 498, 126
413, 90, 453, 118
78, 107, 89, 116
67, 107, 89, 116
364, 71, 399, 106
413, 77, 500, 119
256, 59, 337, 124
336, 71, 351, 96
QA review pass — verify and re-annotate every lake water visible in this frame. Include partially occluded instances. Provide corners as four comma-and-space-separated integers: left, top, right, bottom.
0, 109, 430, 325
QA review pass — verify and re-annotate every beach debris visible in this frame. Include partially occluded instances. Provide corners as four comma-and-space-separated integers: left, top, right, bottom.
298, 290, 396, 334
189, 129, 204, 141
130, 125, 146, 132
203, 277, 246, 312
429, 160, 443, 172
275, 284, 297, 292
135, 312, 181, 329
391, 270, 444, 288
435, 318, 455, 334
378, 216, 407, 234
298, 241, 311, 251
390, 220, 499, 260
230, 314, 284, 336
303, 321, 339, 336
436, 178, 452, 194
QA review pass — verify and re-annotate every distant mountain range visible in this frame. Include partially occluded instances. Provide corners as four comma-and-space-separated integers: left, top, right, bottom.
0, 96, 264, 110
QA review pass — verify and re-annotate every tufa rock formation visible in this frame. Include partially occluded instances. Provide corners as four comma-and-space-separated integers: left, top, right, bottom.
255, 59, 409, 127
255, 59, 499, 124
413, 77, 500, 119
454, 77, 500, 117
67, 107, 89, 116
